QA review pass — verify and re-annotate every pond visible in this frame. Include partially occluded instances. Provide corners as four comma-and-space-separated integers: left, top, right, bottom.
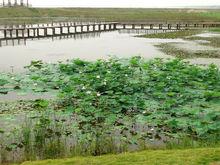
0, 30, 179, 72
1, 29, 220, 73
0, 29, 220, 163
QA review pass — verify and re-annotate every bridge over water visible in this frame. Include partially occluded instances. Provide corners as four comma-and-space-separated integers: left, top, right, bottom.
0, 21, 220, 40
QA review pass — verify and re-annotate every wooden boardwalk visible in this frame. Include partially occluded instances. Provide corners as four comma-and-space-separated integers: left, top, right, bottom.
0, 31, 102, 47
0, 22, 117, 39
0, 21, 220, 40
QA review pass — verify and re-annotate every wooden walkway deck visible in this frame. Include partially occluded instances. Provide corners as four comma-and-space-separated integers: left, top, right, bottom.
0, 22, 117, 39
0, 21, 220, 40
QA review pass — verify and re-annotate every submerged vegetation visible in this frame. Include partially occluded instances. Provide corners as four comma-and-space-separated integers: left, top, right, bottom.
0, 57, 220, 163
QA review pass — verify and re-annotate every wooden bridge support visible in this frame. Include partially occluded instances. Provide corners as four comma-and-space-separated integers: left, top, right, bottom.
168, 24, 172, 30
93, 25, 96, 32
37, 29, 40, 37
52, 28, 55, 36
132, 24, 135, 29
4, 30, 7, 38
113, 23, 117, 30
22, 29, 25, 38
176, 24, 180, 30
27, 29, 30, 37
44, 28, 47, 36
15, 30, 18, 38
9, 30, 12, 38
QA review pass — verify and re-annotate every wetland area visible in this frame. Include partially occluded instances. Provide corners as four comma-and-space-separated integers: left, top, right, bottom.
0, 7, 220, 165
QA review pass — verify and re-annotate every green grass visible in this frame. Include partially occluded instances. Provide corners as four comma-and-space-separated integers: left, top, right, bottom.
138, 30, 202, 39
20, 148, 220, 165
200, 12, 220, 21
0, 7, 220, 24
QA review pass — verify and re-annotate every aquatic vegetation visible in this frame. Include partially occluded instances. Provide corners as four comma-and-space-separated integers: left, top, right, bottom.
0, 57, 220, 163
187, 36, 220, 48
138, 30, 202, 39
155, 43, 220, 58
209, 28, 220, 33
140, 29, 220, 59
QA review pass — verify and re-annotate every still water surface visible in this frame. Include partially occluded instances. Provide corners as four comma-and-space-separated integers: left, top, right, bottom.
0, 30, 178, 72
1, 30, 220, 100
0, 30, 220, 72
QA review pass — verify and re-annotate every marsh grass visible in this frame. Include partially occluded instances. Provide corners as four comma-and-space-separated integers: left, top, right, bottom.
139, 30, 202, 39
209, 28, 220, 33
156, 43, 220, 58
187, 36, 220, 48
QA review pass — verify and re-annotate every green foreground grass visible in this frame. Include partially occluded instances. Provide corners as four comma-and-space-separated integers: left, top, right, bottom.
0, 7, 220, 24
20, 148, 220, 165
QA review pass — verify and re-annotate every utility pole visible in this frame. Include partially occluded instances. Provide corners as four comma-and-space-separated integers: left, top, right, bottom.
26, 0, 28, 7
2, 0, 5, 7
15, 0, 17, 6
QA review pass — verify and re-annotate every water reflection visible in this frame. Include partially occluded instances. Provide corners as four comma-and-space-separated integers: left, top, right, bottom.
0, 29, 219, 74
0, 30, 172, 72
0, 31, 102, 47
0, 29, 176, 48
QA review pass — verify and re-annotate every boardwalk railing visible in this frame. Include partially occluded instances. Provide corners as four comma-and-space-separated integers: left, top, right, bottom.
1, 21, 220, 40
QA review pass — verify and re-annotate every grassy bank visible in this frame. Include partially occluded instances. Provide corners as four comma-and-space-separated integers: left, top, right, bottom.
21, 147, 220, 165
0, 7, 220, 24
